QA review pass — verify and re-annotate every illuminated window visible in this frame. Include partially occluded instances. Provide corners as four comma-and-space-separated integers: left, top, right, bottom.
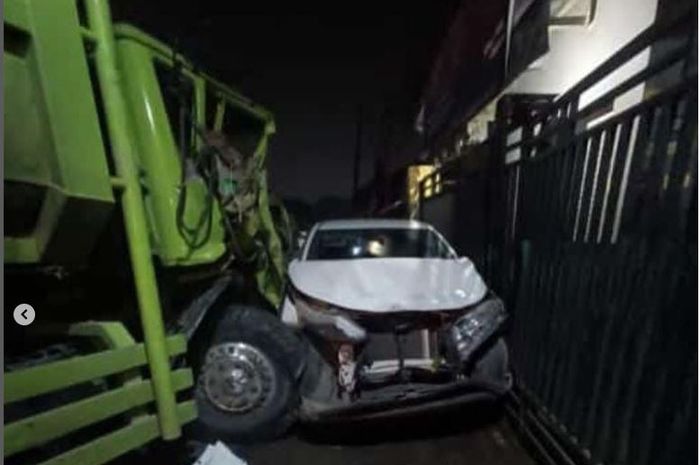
407, 165, 442, 218
550, 0, 596, 27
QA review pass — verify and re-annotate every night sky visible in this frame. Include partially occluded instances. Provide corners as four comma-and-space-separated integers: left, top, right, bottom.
112, 2, 457, 212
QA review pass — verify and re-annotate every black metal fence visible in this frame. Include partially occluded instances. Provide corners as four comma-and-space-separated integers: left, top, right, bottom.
419, 10, 697, 465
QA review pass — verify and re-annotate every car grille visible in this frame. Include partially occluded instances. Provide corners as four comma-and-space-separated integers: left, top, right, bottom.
363, 331, 429, 361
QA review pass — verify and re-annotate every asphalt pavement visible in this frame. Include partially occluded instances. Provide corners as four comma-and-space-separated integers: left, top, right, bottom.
122, 401, 535, 465
241, 402, 535, 465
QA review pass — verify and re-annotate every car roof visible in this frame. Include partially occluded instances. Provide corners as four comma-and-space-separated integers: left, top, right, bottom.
315, 218, 431, 231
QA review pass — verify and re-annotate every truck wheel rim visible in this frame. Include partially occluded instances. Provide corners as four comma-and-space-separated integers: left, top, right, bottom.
202, 342, 276, 413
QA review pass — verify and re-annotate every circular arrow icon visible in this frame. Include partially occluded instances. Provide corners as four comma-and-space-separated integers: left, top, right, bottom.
13, 303, 35, 326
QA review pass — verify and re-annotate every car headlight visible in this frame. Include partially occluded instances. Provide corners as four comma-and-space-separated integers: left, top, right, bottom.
450, 297, 506, 363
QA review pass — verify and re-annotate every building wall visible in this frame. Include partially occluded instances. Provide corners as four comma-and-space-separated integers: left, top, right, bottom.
464, 0, 661, 143
506, 0, 659, 111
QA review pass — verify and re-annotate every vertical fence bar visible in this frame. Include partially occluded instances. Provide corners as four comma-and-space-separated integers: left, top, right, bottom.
603, 119, 633, 242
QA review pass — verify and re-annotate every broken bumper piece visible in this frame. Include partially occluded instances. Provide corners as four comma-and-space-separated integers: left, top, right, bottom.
299, 377, 511, 421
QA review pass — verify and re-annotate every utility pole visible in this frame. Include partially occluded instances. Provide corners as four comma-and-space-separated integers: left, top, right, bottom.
352, 104, 363, 208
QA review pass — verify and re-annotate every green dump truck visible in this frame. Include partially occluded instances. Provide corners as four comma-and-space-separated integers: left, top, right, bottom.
4, 0, 293, 462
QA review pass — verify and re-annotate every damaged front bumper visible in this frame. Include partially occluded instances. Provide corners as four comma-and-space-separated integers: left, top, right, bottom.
284, 291, 511, 419
300, 360, 512, 422
283, 289, 507, 359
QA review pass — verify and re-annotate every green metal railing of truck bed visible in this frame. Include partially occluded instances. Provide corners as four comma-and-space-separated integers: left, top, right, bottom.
5, 322, 197, 465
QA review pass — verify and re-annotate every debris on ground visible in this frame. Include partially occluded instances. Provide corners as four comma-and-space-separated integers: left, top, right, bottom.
193, 441, 248, 465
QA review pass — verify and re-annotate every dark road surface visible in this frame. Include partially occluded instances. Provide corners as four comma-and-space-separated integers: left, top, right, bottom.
127, 402, 536, 465
243, 419, 531, 465
240, 403, 535, 465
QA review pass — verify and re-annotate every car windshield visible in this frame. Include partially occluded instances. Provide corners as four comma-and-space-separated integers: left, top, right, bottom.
305, 227, 453, 260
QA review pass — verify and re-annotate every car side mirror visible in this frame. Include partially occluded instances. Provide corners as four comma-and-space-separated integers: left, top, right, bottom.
292, 230, 308, 259
296, 230, 308, 250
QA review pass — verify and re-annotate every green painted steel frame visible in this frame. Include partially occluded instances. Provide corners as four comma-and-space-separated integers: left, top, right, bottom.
4, 0, 115, 264
4, 329, 195, 461
83, 0, 182, 440
4, 1, 289, 462
38, 402, 197, 465
115, 35, 227, 265
113, 24, 286, 306
4, 0, 198, 460
6, 0, 287, 300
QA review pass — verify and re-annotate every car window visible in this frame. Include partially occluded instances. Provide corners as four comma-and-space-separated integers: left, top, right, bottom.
305, 228, 454, 260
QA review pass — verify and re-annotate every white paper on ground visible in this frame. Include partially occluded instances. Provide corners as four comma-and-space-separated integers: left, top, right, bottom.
192, 441, 248, 465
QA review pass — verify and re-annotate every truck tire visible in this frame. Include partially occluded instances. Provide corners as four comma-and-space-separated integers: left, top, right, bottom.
194, 305, 299, 442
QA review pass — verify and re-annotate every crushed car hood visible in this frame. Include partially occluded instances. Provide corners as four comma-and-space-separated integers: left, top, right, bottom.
288, 257, 487, 313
